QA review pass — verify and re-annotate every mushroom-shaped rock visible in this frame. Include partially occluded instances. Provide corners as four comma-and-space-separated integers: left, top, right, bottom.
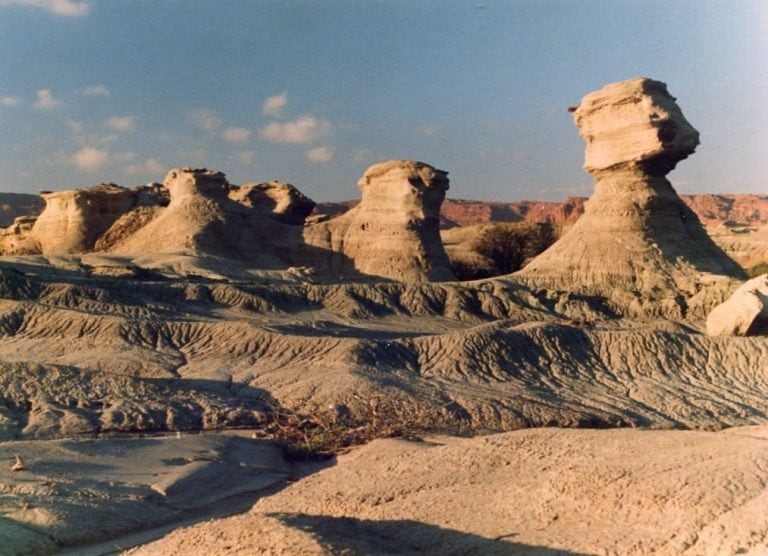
520, 78, 744, 295
303, 160, 455, 282
31, 184, 136, 254
706, 274, 768, 336
229, 181, 316, 225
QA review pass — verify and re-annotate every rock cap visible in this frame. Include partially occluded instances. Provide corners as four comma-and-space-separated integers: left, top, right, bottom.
573, 77, 700, 175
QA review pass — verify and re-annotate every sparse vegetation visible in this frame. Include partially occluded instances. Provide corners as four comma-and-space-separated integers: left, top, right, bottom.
259, 399, 473, 460
452, 221, 558, 280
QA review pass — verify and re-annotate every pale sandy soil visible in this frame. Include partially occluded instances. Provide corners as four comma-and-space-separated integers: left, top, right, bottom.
0, 433, 296, 554
128, 426, 768, 555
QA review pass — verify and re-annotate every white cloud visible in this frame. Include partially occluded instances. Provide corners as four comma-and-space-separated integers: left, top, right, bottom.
79, 84, 109, 96
189, 108, 222, 131
127, 158, 164, 175
0, 0, 90, 16
259, 115, 331, 144
221, 126, 251, 144
69, 146, 108, 172
305, 146, 334, 164
34, 89, 59, 109
0, 96, 21, 107
262, 92, 287, 117
105, 116, 136, 132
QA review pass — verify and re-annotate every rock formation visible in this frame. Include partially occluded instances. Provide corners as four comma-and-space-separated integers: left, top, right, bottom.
31, 184, 136, 255
0, 215, 40, 255
229, 181, 315, 225
520, 77, 744, 294
706, 274, 768, 336
107, 168, 307, 269
303, 160, 456, 282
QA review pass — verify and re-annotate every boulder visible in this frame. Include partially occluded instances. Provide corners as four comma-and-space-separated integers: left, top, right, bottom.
229, 181, 316, 225
706, 274, 768, 336
31, 184, 136, 254
521, 78, 744, 295
303, 160, 456, 282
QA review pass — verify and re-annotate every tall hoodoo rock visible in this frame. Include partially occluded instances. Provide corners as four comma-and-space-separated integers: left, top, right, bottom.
303, 160, 456, 282
31, 184, 135, 255
521, 77, 744, 295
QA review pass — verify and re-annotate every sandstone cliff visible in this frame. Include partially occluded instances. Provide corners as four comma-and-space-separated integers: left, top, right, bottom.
520, 77, 745, 297
303, 160, 456, 282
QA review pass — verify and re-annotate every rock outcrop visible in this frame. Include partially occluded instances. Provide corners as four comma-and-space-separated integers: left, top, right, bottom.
107, 168, 305, 269
521, 77, 744, 295
0, 215, 40, 255
303, 160, 456, 282
229, 181, 315, 225
31, 184, 136, 255
706, 274, 768, 336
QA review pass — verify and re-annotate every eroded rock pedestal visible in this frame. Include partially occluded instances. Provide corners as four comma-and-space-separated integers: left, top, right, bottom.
304, 160, 456, 282
521, 78, 744, 297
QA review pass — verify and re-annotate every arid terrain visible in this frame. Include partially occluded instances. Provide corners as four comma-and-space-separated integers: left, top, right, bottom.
0, 77, 766, 554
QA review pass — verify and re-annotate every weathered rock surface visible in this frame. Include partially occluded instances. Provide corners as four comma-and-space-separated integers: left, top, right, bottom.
521, 77, 744, 296
0, 215, 40, 255
108, 169, 299, 269
707, 274, 768, 336
304, 160, 456, 282
31, 184, 136, 255
229, 181, 316, 225
130, 427, 768, 556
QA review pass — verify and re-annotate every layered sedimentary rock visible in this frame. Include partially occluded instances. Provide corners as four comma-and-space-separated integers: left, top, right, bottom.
521, 77, 744, 294
229, 181, 315, 225
303, 160, 456, 282
31, 184, 136, 254
707, 274, 768, 336
108, 168, 303, 268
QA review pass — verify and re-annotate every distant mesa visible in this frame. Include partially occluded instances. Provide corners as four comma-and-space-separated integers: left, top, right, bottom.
303, 160, 456, 282
520, 77, 745, 297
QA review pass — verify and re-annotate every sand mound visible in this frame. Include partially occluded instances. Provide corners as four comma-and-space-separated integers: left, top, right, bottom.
521, 78, 744, 295
129, 426, 768, 555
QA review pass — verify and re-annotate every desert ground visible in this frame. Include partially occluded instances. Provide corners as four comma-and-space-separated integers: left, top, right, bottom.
0, 77, 766, 554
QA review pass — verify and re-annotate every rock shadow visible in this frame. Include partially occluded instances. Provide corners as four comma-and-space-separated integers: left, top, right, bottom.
270, 513, 587, 555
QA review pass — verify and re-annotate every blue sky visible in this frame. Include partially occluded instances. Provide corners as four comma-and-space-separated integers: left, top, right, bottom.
0, 0, 765, 201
